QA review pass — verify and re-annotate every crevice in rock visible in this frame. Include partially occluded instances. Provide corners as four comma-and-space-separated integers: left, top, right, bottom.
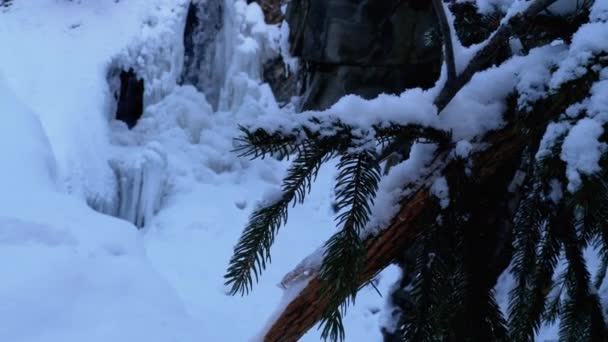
262, 56, 298, 106
115, 69, 144, 129
180, 0, 223, 108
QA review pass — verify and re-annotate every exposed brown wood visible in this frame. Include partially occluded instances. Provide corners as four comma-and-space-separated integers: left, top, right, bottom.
263, 119, 526, 342
264, 190, 432, 342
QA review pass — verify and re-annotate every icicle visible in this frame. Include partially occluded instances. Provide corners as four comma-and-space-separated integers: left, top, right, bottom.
109, 142, 167, 228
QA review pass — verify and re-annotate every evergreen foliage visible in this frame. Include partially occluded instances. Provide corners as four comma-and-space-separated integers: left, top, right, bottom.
225, 0, 608, 340
224, 120, 450, 332
398, 160, 510, 342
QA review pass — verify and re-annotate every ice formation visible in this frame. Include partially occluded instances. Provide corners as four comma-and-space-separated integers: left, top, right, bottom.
97, 0, 283, 229
181, 0, 224, 107
109, 144, 168, 228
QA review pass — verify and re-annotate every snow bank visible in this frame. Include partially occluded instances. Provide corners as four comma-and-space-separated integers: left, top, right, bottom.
0, 0, 149, 204
0, 76, 198, 342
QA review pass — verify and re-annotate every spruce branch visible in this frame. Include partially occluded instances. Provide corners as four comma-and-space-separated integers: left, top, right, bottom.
318, 227, 364, 341
508, 180, 548, 340
595, 253, 608, 291
374, 124, 452, 148
401, 223, 444, 342
260, 55, 607, 341
225, 200, 287, 295
434, 0, 559, 110
514, 207, 562, 341
379, 0, 560, 164
225, 139, 338, 295
559, 221, 607, 341
318, 147, 381, 340
543, 272, 566, 325
332, 148, 381, 231
569, 171, 608, 242
234, 126, 299, 160
401, 254, 438, 342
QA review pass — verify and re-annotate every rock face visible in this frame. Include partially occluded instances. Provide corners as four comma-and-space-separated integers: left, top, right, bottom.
285, 0, 442, 110
115, 69, 144, 129
262, 56, 298, 106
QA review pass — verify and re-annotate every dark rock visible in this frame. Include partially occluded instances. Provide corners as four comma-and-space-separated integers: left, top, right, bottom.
285, 0, 443, 111
115, 69, 144, 129
288, 0, 441, 66
300, 61, 441, 111
262, 57, 298, 106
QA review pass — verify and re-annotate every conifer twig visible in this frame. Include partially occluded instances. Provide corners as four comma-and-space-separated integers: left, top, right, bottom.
261, 41, 603, 342
434, 0, 558, 109
432, 0, 457, 85
379, 0, 558, 163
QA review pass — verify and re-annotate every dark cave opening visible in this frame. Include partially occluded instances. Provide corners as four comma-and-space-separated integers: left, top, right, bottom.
115, 69, 144, 129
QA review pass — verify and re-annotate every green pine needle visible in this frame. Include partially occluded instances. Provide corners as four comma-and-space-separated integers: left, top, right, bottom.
225, 138, 336, 295
318, 147, 381, 340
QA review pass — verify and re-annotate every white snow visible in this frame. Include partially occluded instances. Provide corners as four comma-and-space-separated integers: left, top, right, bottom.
1, 0, 607, 341
454, 140, 473, 158
456, 0, 515, 15
561, 118, 607, 192
548, 178, 564, 204
457, 0, 585, 16
591, 0, 608, 22
365, 143, 439, 237
550, 20, 608, 89
0, 74, 198, 342
536, 122, 571, 161
430, 176, 451, 209
0, 0, 395, 341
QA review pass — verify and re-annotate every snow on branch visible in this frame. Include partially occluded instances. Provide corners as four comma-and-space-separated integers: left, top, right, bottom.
432, 0, 457, 85
434, 0, 559, 110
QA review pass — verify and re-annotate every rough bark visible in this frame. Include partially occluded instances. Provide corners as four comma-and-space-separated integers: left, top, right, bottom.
262, 112, 522, 342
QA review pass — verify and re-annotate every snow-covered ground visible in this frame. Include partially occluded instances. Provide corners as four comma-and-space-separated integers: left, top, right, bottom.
0, 1, 395, 340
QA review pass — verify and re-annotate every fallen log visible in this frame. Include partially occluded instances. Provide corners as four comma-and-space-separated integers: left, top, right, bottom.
262, 116, 523, 342
261, 55, 604, 342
